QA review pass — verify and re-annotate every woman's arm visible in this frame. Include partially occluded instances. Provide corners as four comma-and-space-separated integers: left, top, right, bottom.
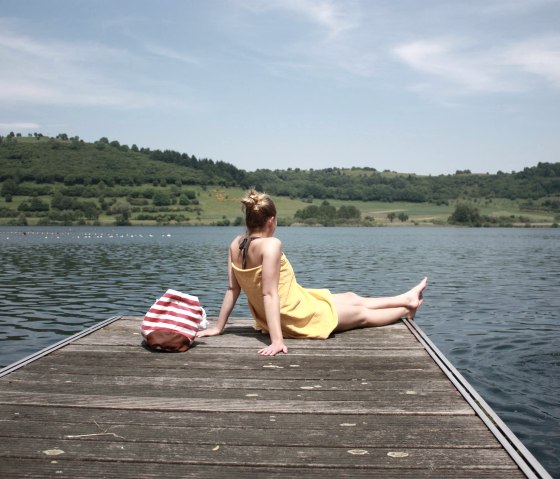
258, 238, 288, 356
197, 242, 240, 338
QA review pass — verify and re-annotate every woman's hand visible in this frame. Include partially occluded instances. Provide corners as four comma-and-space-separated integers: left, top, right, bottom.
258, 341, 288, 356
196, 326, 222, 338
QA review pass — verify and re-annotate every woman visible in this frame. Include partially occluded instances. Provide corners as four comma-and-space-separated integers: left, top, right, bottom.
197, 190, 428, 356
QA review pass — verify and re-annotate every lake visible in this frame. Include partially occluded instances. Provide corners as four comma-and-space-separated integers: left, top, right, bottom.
1, 225, 559, 476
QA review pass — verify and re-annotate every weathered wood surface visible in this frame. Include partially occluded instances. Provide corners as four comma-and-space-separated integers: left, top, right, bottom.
0, 317, 525, 478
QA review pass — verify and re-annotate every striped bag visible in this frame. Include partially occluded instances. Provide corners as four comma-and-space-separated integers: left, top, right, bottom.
141, 289, 208, 352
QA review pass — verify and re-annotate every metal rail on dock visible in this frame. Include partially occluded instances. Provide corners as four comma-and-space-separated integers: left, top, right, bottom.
0, 315, 122, 379
403, 318, 552, 479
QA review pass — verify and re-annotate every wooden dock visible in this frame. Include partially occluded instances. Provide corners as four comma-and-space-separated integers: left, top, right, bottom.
0, 316, 551, 478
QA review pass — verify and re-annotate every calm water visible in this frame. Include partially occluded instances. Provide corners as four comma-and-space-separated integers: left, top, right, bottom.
1, 226, 559, 476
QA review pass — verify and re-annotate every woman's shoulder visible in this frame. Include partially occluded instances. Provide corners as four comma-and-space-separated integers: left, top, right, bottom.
260, 236, 282, 250
230, 234, 281, 245
228, 235, 281, 252
230, 234, 244, 248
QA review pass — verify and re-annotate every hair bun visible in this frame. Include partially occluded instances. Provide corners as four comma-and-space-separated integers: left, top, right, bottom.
241, 189, 277, 230
243, 189, 260, 209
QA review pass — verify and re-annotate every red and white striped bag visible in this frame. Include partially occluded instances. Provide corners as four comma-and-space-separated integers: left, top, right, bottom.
141, 289, 208, 352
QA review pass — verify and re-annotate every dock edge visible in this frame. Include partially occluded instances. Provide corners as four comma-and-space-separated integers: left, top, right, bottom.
403, 318, 552, 479
0, 315, 122, 379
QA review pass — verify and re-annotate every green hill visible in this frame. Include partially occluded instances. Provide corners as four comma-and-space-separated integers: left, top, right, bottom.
0, 134, 240, 186
1, 132, 559, 226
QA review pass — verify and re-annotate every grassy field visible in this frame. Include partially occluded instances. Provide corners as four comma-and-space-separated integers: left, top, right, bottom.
0, 185, 556, 227
172, 187, 456, 225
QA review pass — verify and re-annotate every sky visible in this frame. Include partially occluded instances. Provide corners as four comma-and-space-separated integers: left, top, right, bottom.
1, 0, 559, 175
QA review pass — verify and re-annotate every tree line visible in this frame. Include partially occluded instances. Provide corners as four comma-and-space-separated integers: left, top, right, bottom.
1, 133, 559, 209
241, 164, 560, 203
294, 201, 361, 226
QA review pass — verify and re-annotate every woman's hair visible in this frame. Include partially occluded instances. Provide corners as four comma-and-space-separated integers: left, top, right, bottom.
241, 189, 277, 230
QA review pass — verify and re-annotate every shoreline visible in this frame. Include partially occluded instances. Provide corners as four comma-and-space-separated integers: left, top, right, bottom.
0, 221, 558, 228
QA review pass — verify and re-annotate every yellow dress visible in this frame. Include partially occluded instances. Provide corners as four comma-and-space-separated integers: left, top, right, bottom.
232, 253, 338, 339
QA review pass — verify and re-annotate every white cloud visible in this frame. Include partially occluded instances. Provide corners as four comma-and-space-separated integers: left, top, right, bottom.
143, 42, 200, 65
503, 36, 560, 86
0, 27, 176, 108
393, 34, 560, 98
277, 0, 358, 37
237, 0, 376, 77
479, 0, 560, 14
241, 0, 359, 37
393, 39, 515, 94
0, 122, 40, 131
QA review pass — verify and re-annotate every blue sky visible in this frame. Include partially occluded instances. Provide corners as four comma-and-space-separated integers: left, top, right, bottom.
1, 0, 559, 175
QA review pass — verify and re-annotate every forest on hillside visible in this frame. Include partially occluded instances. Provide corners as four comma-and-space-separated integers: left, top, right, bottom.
1, 132, 559, 226
1, 132, 559, 202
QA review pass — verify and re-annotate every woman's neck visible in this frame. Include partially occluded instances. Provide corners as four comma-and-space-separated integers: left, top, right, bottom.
247, 227, 273, 238
247, 216, 276, 238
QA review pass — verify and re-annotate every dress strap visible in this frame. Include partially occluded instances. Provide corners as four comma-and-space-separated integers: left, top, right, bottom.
239, 236, 260, 269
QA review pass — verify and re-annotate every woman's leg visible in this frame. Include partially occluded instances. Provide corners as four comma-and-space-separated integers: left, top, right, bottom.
332, 277, 427, 332
333, 304, 412, 332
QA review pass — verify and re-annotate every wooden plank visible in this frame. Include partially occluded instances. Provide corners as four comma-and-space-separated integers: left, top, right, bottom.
70, 336, 423, 349
0, 437, 521, 470
7, 372, 457, 392
0, 417, 502, 448
0, 458, 526, 479
78, 317, 419, 349
0, 391, 474, 415
0, 384, 466, 405
0, 404, 483, 429
12, 364, 443, 381
2, 370, 465, 400
17, 349, 440, 371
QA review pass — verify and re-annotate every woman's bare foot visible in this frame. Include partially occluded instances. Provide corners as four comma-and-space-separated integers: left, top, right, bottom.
405, 297, 424, 320
403, 277, 428, 311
